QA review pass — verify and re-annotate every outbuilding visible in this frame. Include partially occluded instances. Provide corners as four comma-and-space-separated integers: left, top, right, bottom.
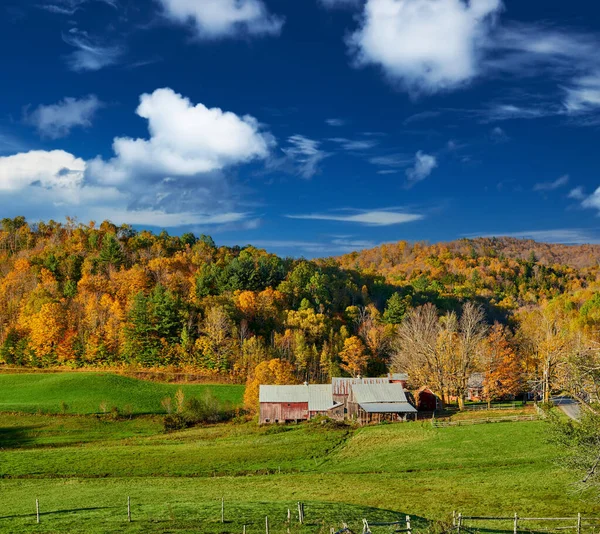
348, 382, 417, 424
259, 384, 342, 424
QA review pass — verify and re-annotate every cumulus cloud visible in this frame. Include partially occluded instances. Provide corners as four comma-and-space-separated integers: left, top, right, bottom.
0, 88, 275, 228
62, 29, 123, 71
89, 87, 273, 185
346, 0, 600, 112
405, 151, 437, 185
533, 174, 569, 192
287, 209, 423, 226
25, 95, 102, 139
157, 0, 283, 39
0, 150, 85, 193
348, 0, 502, 95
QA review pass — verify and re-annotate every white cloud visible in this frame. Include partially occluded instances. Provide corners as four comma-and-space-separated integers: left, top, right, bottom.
280, 135, 329, 179
348, 0, 502, 95
369, 153, 411, 167
564, 74, 600, 113
287, 209, 423, 226
329, 137, 378, 151
405, 150, 437, 185
62, 29, 123, 71
41, 0, 118, 15
89, 87, 273, 184
533, 174, 569, 192
0, 150, 85, 193
157, 0, 283, 39
25, 95, 102, 139
346, 0, 600, 112
568, 186, 586, 200
0, 88, 275, 228
326, 118, 346, 126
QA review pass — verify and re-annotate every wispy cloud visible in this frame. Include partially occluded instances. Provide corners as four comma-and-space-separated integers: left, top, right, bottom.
329, 137, 378, 151
280, 135, 329, 179
403, 110, 441, 125
40, 0, 118, 15
369, 153, 411, 168
326, 118, 346, 127
533, 174, 569, 192
25, 95, 103, 139
490, 126, 509, 143
62, 29, 124, 71
287, 208, 424, 226
568, 186, 586, 200
405, 151, 437, 187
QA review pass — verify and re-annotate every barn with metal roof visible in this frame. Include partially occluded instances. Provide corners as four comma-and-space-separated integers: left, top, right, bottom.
259, 384, 342, 424
348, 382, 417, 424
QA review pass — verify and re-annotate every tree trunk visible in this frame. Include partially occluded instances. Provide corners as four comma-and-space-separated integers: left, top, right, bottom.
458, 395, 465, 411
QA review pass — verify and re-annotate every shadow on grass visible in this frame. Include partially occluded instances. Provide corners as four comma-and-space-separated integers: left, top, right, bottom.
0, 425, 43, 449
0, 506, 117, 520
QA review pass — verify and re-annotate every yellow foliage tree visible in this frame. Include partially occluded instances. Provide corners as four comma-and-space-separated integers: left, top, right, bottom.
244, 358, 297, 413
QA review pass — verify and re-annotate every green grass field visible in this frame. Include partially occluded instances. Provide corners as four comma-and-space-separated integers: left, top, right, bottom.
0, 372, 244, 414
0, 373, 598, 533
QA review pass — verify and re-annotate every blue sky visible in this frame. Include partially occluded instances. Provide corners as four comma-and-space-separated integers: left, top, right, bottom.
2, 0, 600, 257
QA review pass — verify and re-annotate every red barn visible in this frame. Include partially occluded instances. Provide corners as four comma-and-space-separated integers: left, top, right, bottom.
259, 384, 342, 424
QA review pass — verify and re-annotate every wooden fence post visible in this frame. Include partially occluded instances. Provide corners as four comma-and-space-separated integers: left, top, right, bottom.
457, 513, 462, 534
265, 515, 269, 534
243, 525, 246, 534
453, 511, 456, 527
577, 513, 582, 534
221, 497, 225, 523
298, 502, 303, 524
406, 515, 412, 534
36, 499, 40, 524
513, 513, 518, 534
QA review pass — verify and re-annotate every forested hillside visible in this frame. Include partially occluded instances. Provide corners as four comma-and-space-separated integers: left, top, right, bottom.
2, 217, 600, 406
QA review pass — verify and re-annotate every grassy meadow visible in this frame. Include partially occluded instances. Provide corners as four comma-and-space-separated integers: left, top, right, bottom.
0, 372, 244, 414
0, 372, 598, 533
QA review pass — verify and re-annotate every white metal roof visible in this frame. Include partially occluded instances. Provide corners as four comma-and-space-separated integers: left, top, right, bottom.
259, 384, 339, 412
332, 377, 389, 396
308, 384, 337, 411
351, 382, 409, 404
360, 402, 417, 413
259, 385, 308, 404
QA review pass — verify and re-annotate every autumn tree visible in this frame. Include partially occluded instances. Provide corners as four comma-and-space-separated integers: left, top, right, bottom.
482, 323, 523, 405
244, 358, 297, 412
339, 336, 368, 378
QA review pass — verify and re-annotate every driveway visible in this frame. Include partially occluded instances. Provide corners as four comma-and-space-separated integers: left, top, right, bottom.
552, 396, 581, 421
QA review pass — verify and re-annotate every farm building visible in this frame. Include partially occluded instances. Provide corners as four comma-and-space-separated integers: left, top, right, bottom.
258, 384, 343, 424
467, 373, 485, 401
415, 387, 441, 412
348, 382, 417, 424
260, 377, 416, 425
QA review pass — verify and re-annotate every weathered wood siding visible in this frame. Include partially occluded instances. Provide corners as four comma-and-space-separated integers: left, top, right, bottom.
259, 402, 308, 424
